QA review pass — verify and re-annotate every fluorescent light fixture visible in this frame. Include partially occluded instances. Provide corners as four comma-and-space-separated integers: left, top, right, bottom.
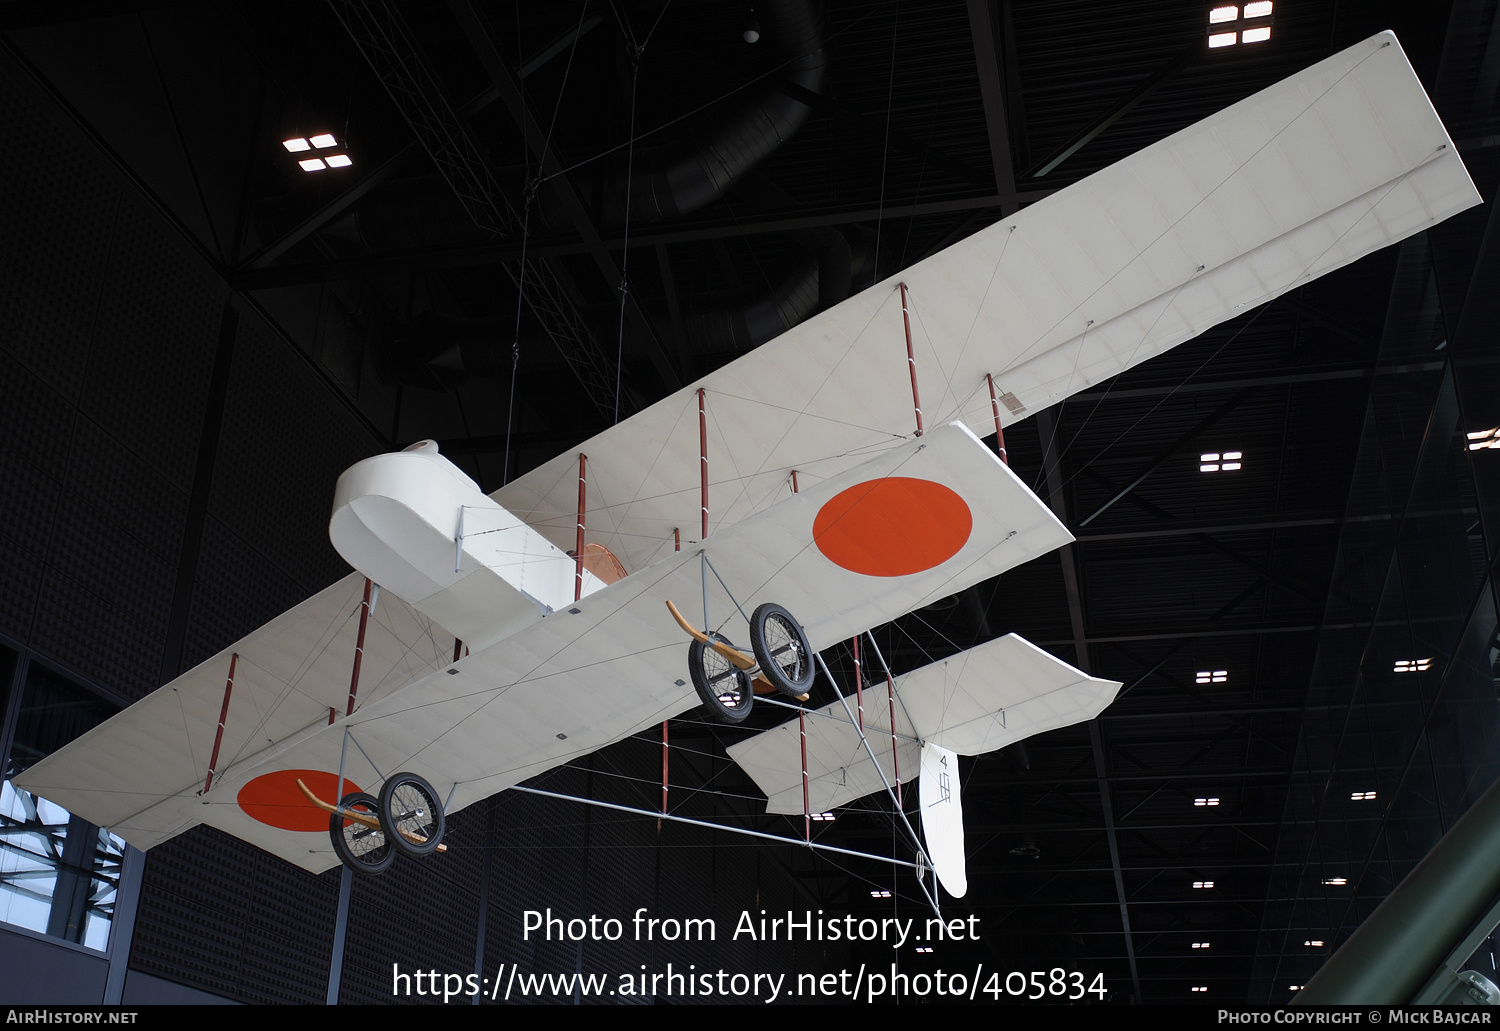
1290, 985, 1303, 991
1193, 797, 1220, 807
1196, 670, 1228, 684
1209, 31, 1237, 48
1468, 429, 1500, 450
309, 133, 338, 149
1193, 880, 1214, 889
1209, 6, 1239, 22
1323, 877, 1347, 885
1305, 940, 1324, 947
282, 137, 311, 152
1192, 986, 1208, 992
1394, 658, 1433, 673
870, 889, 892, 898
1351, 791, 1377, 801
324, 154, 353, 168
1192, 942, 1210, 948
1244, 1, 1273, 16
915, 946, 933, 953
810, 811, 836, 821
298, 157, 327, 172
1242, 26, 1272, 43
1201, 451, 1241, 472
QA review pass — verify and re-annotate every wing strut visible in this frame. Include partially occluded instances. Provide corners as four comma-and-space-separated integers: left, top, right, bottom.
346, 578, 373, 716
986, 373, 1008, 465
202, 651, 238, 794
899, 282, 924, 437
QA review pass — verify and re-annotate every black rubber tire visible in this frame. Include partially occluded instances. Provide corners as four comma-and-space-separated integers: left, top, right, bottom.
329, 791, 395, 875
689, 633, 754, 724
749, 602, 816, 698
378, 772, 446, 857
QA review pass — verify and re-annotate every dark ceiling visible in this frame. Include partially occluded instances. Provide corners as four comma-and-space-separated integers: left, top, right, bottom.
4, 0, 1500, 1004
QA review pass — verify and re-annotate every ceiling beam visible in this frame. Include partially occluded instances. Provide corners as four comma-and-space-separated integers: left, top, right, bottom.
1036, 406, 1143, 1002
1022, 41, 1199, 180
966, 0, 1018, 200
227, 189, 1057, 290
450, 0, 683, 393
1075, 386, 1260, 527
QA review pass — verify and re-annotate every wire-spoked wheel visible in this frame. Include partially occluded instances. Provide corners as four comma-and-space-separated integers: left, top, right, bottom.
689, 632, 754, 724
329, 791, 395, 875
749, 602, 815, 698
378, 772, 445, 857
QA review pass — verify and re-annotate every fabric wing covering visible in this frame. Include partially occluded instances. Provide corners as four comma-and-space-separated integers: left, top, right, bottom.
727, 634, 1121, 816
495, 31, 1480, 578
10, 31, 1480, 875
16, 425, 1065, 872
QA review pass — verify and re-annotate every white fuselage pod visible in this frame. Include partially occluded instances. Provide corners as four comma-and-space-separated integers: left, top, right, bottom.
329, 442, 604, 651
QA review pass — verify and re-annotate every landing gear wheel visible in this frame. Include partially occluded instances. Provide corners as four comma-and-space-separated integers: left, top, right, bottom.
689, 633, 754, 724
329, 792, 395, 875
749, 602, 815, 698
379, 772, 445, 857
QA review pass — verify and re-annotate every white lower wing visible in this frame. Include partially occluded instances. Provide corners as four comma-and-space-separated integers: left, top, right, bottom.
18, 423, 1067, 873
727, 634, 1121, 816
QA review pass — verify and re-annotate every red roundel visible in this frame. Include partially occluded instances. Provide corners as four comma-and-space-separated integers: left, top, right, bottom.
238, 769, 363, 832
813, 478, 972, 577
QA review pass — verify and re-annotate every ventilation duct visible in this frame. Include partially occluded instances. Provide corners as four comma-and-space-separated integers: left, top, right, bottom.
600, 0, 826, 224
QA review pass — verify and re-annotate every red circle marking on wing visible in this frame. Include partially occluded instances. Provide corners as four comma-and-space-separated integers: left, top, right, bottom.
238, 769, 363, 832
813, 477, 972, 577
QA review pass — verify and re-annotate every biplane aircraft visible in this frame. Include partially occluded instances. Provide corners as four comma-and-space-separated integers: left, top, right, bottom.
14, 32, 1481, 907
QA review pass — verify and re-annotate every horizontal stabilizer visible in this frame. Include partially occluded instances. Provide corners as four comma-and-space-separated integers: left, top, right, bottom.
727, 634, 1120, 815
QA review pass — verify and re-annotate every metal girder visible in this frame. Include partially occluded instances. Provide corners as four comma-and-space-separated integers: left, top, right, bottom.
1075, 386, 1260, 527
966, 0, 1018, 200
226, 189, 1057, 290
1023, 42, 1198, 180
1036, 406, 1142, 1002
774, 78, 993, 189
449, 0, 682, 394
328, 0, 509, 233
238, 15, 603, 271
325, 0, 630, 418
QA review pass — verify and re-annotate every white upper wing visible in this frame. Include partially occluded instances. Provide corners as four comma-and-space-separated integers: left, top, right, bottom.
496, 32, 1479, 575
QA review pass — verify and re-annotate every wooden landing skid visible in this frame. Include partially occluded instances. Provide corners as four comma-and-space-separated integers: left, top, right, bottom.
664, 599, 809, 701
297, 778, 447, 853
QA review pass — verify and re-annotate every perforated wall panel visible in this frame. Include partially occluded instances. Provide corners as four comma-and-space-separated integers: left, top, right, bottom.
130, 825, 339, 1004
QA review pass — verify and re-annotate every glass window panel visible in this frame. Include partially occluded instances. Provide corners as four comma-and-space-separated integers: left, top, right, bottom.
1, 662, 124, 950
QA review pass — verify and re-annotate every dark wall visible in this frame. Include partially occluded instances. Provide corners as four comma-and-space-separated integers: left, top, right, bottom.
0, 43, 832, 1005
